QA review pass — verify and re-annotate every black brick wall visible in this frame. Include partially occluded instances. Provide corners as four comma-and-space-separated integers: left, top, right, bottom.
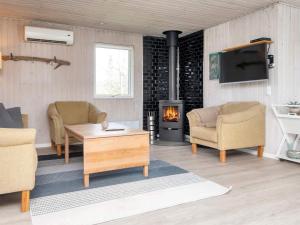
143, 31, 203, 135
179, 30, 204, 134
143, 36, 168, 132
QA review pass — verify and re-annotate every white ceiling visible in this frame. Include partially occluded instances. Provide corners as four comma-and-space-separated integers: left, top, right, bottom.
0, 0, 298, 36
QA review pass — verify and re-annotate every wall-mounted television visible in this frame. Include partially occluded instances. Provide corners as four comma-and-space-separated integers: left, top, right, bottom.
219, 44, 269, 84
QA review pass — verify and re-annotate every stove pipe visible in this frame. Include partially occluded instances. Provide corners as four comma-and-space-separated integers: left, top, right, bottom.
163, 30, 182, 101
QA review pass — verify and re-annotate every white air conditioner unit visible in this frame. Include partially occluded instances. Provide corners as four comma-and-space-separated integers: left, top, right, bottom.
24, 26, 74, 45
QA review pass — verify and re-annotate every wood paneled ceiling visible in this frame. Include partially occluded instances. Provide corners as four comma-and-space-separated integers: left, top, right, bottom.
0, 0, 297, 36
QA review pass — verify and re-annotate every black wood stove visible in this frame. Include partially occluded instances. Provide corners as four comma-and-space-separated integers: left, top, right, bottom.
159, 30, 184, 142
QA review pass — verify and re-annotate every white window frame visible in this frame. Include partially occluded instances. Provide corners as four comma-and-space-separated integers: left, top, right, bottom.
94, 43, 134, 99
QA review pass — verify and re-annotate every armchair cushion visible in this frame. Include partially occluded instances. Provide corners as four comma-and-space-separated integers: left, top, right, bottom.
193, 106, 220, 128
204, 121, 218, 128
190, 126, 217, 143
55, 101, 89, 125
220, 101, 258, 115
217, 104, 264, 124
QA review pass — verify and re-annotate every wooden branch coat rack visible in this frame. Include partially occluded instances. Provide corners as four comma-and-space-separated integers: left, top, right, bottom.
1, 53, 71, 69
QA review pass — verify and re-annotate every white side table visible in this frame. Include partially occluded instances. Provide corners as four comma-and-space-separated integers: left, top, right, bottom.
272, 105, 300, 163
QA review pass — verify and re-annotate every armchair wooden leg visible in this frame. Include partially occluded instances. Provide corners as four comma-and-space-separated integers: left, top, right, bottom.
220, 150, 226, 163
21, 191, 30, 212
258, 146, 264, 159
51, 140, 55, 151
56, 144, 62, 157
192, 143, 197, 154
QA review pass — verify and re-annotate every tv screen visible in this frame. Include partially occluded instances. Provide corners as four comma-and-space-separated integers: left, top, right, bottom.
220, 44, 268, 83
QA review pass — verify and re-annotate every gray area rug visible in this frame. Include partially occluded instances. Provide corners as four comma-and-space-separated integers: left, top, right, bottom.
32, 158, 188, 198
31, 155, 230, 225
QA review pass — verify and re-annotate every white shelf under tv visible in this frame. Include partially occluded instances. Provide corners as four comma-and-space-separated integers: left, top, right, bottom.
272, 105, 300, 164
278, 154, 300, 163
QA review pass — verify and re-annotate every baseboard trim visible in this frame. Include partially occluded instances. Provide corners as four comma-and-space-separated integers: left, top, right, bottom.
37, 141, 278, 160
239, 149, 278, 160
36, 143, 51, 148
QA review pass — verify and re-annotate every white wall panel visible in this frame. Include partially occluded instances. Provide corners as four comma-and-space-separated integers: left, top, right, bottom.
0, 17, 143, 144
204, 4, 286, 155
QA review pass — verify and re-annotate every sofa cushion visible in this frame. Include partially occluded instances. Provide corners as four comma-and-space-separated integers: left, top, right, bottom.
0, 103, 19, 128
190, 126, 217, 143
7, 107, 23, 128
55, 101, 90, 125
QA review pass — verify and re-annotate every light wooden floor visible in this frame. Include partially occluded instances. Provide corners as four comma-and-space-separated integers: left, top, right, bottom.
1, 145, 300, 225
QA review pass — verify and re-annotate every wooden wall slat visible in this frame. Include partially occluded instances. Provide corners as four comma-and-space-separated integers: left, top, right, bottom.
203, 4, 275, 155
204, 3, 300, 155
0, 17, 143, 144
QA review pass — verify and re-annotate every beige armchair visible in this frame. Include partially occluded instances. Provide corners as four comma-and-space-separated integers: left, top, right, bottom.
48, 101, 107, 156
187, 102, 266, 163
0, 115, 37, 212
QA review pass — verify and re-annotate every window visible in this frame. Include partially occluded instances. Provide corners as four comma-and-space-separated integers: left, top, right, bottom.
94, 43, 134, 98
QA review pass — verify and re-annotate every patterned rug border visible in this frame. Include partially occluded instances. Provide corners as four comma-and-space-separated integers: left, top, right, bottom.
30, 172, 204, 216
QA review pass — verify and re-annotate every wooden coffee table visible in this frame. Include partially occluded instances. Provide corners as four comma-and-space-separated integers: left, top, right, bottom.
64, 123, 150, 187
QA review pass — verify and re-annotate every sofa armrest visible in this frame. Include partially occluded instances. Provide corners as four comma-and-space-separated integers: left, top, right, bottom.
48, 103, 65, 143
187, 109, 204, 128
48, 103, 60, 118
187, 106, 220, 128
0, 128, 36, 147
49, 115, 65, 143
88, 104, 107, 123
216, 105, 266, 150
96, 112, 107, 123
0, 143, 37, 194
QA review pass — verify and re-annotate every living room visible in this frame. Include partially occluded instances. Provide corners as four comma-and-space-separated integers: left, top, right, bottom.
0, 1, 299, 225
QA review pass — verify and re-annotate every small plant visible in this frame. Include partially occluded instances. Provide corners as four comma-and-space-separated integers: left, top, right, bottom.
288, 101, 300, 106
